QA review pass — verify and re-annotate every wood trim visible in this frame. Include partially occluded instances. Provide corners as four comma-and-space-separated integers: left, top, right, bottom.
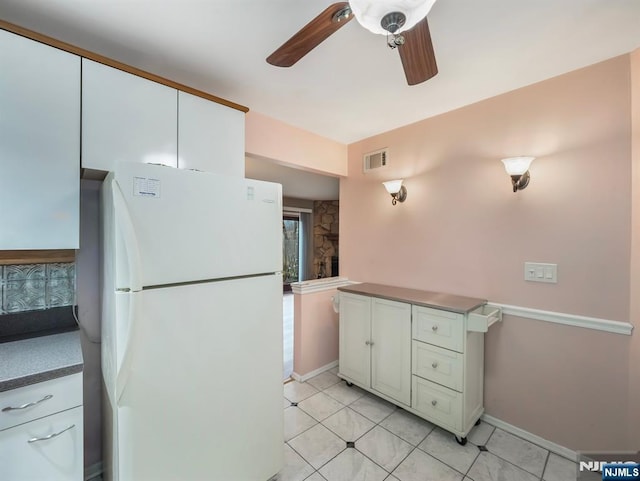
0, 19, 249, 113
0, 250, 76, 265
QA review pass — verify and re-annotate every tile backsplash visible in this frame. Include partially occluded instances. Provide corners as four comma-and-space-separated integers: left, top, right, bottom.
0, 263, 76, 314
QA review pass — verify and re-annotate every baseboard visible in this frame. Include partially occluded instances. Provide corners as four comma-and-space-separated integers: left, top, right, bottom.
85, 461, 103, 480
291, 360, 339, 382
482, 414, 578, 462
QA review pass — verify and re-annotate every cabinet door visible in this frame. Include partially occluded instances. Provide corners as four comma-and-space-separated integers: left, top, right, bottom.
0, 406, 83, 481
338, 293, 371, 387
371, 298, 411, 405
0, 373, 83, 431
178, 91, 245, 176
82, 58, 177, 171
0, 30, 80, 249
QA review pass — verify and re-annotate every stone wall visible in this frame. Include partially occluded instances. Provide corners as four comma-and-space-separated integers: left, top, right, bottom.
313, 200, 339, 278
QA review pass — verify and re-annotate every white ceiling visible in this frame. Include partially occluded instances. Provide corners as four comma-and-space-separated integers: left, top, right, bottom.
2, 0, 640, 147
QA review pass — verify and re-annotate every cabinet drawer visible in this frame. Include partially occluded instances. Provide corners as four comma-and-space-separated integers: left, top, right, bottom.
412, 341, 463, 392
412, 376, 462, 432
0, 374, 82, 431
0, 406, 83, 481
412, 306, 464, 352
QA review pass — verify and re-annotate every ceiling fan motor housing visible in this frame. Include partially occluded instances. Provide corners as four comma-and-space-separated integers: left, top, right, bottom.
380, 11, 406, 33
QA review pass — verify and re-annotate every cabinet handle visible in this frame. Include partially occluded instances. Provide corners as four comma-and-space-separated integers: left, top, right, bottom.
2, 394, 53, 412
431, 400, 438, 406
431, 325, 438, 332
365, 340, 375, 346
431, 362, 438, 369
27, 424, 75, 444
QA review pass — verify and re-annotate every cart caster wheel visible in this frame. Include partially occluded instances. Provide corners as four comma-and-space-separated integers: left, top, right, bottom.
475, 418, 482, 426
346, 381, 354, 387
455, 435, 467, 446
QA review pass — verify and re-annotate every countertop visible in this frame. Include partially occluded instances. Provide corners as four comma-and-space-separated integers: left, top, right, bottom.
0, 330, 83, 392
338, 283, 486, 314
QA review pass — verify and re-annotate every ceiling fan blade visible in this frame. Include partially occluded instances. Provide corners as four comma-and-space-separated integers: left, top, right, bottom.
267, 2, 353, 67
398, 17, 438, 86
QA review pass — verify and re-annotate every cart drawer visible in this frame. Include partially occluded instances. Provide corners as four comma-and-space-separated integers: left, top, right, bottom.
412, 341, 463, 392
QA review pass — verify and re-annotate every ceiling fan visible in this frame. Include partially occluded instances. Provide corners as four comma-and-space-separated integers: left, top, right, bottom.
266, 0, 438, 86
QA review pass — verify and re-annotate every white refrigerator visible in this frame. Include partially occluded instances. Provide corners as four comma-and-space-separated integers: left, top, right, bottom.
101, 161, 284, 481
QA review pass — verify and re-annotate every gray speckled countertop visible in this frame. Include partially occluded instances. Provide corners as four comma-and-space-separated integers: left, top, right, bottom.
0, 331, 83, 392
338, 283, 486, 314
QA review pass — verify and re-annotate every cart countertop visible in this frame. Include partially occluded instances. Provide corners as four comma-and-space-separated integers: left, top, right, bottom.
338, 283, 486, 314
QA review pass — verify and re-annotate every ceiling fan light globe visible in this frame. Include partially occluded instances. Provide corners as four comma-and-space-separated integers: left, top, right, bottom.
349, 0, 437, 35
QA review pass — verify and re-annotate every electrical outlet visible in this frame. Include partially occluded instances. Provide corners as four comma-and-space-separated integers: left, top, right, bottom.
524, 262, 557, 283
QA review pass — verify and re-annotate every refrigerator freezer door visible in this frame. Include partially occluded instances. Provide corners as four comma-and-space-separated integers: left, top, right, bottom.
111, 162, 282, 289
115, 273, 284, 481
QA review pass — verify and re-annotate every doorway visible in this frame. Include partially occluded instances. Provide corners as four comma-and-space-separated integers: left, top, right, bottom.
282, 209, 312, 292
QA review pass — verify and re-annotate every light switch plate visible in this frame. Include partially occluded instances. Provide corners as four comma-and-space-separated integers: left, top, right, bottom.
524, 262, 557, 283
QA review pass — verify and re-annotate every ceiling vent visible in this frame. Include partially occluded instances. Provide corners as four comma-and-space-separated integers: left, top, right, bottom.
363, 148, 388, 173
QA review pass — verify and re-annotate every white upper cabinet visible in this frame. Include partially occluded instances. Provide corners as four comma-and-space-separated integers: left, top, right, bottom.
81, 59, 178, 171
0, 30, 80, 249
177, 91, 245, 177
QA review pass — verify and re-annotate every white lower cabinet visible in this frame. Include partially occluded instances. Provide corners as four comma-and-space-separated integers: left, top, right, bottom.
338, 288, 498, 442
0, 407, 83, 481
339, 293, 411, 407
338, 293, 371, 387
370, 298, 411, 406
0, 373, 83, 481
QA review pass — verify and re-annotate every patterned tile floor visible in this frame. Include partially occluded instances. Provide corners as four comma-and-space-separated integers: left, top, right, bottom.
91, 368, 595, 481
276, 369, 588, 481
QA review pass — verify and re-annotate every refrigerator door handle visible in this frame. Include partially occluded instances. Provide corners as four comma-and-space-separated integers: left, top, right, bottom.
111, 179, 145, 403
116, 291, 141, 404
111, 179, 143, 292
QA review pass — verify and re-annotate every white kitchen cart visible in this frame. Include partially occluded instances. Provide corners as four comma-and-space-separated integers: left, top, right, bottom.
337, 283, 501, 445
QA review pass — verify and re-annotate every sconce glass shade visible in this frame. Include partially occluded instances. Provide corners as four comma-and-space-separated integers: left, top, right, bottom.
501, 156, 534, 176
501, 156, 535, 192
383, 179, 407, 205
349, 0, 437, 35
383, 179, 404, 194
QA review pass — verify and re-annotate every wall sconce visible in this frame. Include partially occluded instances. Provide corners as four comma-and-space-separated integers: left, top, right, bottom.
501, 157, 535, 192
382, 179, 407, 205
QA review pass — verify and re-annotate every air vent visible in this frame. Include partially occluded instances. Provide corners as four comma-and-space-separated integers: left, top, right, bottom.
363, 148, 388, 173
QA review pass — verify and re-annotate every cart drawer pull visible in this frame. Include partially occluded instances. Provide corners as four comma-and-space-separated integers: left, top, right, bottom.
2, 394, 53, 412
28, 424, 75, 444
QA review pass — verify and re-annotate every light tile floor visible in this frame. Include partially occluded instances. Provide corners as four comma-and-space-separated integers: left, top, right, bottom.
276, 369, 584, 481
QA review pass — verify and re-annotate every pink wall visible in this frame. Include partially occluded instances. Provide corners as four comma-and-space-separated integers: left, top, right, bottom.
630, 48, 640, 449
245, 111, 347, 177
293, 289, 339, 376
341, 56, 634, 451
